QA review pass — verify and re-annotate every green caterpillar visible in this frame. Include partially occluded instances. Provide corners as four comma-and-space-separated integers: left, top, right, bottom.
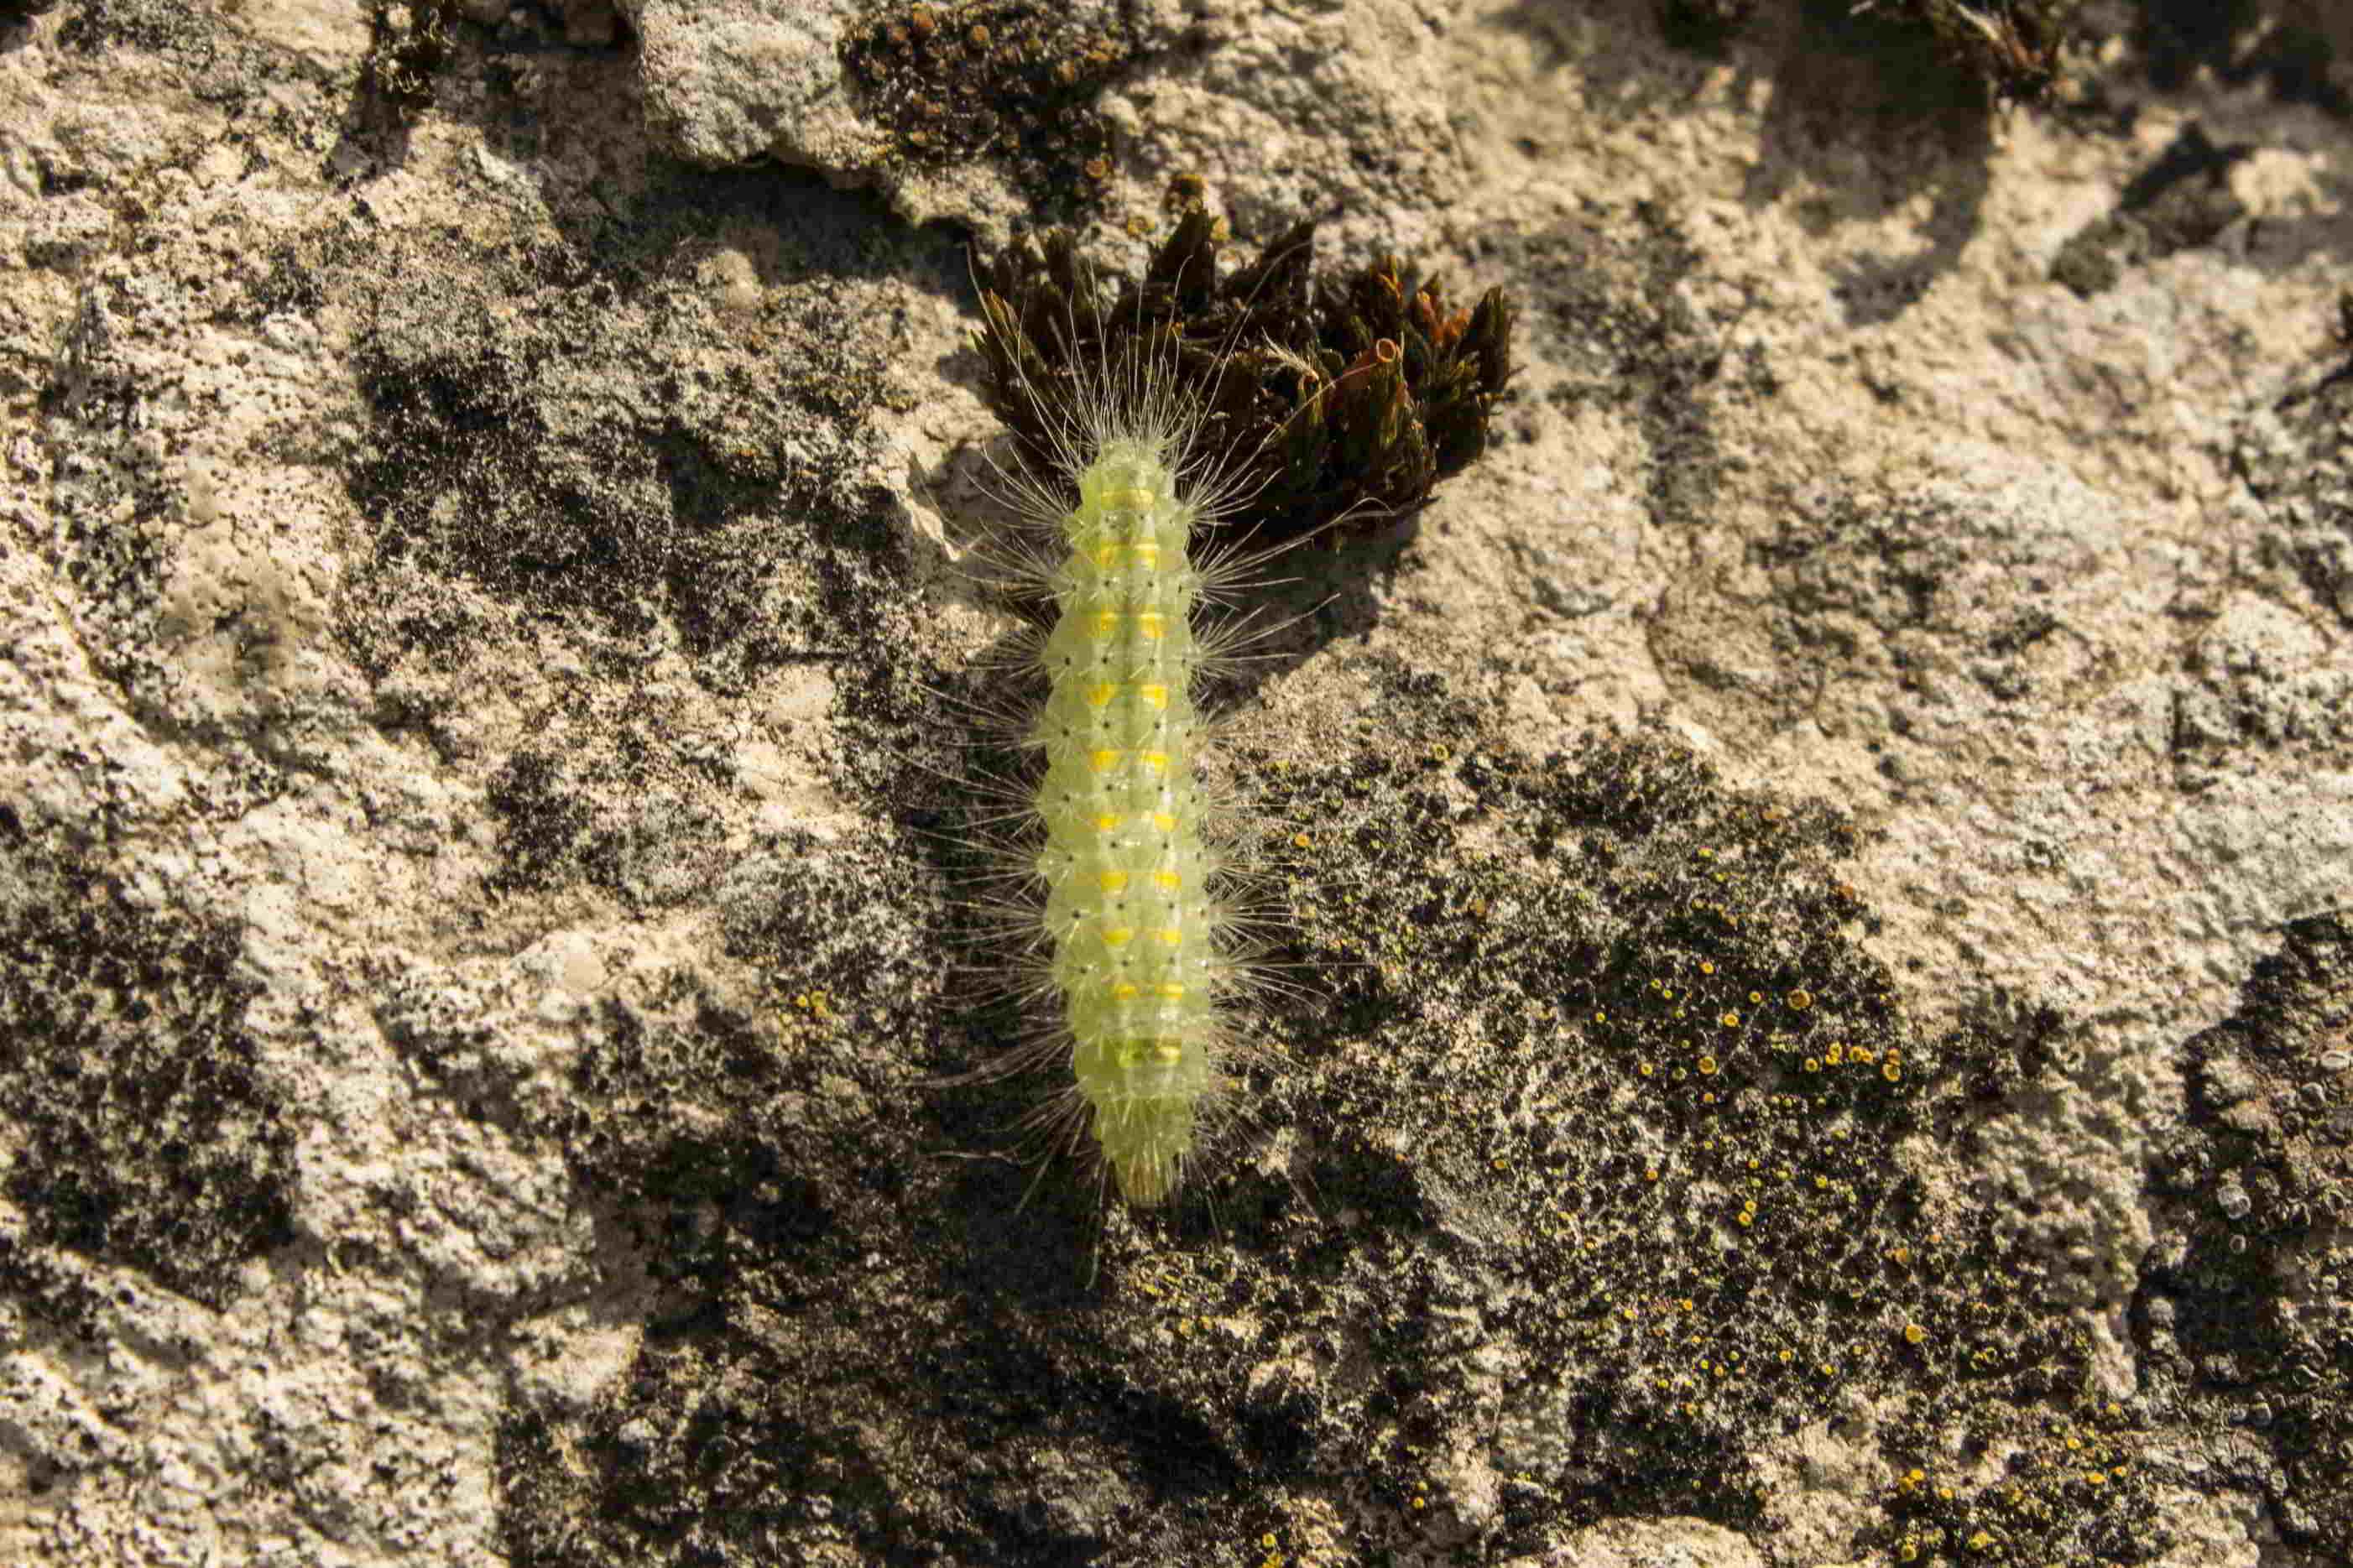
1030, 425, 1229, 1204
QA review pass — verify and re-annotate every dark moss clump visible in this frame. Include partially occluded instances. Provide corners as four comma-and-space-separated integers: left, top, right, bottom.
0, 829, 295, 1311
841, 0, 1142, 213
363, 0, 462, 122
972, 200, 1517, 551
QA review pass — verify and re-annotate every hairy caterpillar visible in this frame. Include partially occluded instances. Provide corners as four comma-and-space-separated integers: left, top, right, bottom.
953, 289, 1274, 1208
946, 208, 1517, 1206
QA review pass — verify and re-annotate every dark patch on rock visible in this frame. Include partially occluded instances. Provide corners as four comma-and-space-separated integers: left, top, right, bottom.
2142, 913, 2353, 1557
0, 826, 295, 1313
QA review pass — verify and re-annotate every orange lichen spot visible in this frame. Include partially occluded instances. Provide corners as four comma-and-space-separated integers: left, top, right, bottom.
1904, 1323, 1926, 1345
1803, 1056, 1820, 1073
1883, 1061, 1902, 1082
1825, 1043, 1844, 1065
1788, 987, 1813, 1009
1720, 1010, 1740, 1028
1700, 961, 1715, 974
1698, 1055, 1718, 1075
1639, 1062, 1655, 1077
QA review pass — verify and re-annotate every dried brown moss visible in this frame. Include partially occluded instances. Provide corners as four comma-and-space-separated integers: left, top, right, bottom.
971, 201, 1517, 550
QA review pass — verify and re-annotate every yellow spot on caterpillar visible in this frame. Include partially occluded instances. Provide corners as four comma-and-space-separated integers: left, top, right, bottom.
1088, 748, 1121, 774
1154, 927, 1181, 945
1151, 812, 1177, 831
1138, 683, 1168, 708
1099, 870, 1130, 893
1094, 813, 1123, 831
1111, 982, 1140, 1000
1087, 683, 1118, 707
1092, 610, 1120, 638
1089, 541, 1164, 570
1151, 869, 1181, 890
1137, 612, 1166, 639
1101, 926, 1135, 948
1156, 982, 1185, 999
1102, 486, 1152, 511
1140, 751, 1167, 774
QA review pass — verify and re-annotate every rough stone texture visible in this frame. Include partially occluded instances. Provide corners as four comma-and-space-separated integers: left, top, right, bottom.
2, 0, 2350, 1564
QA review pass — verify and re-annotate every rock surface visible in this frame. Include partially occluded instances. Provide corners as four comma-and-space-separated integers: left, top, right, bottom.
3, 0, 2350, 1564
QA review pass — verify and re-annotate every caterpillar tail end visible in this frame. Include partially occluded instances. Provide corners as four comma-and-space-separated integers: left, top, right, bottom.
1109, 1143, 1182, 1206
1096, 1106, 1195, 1206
